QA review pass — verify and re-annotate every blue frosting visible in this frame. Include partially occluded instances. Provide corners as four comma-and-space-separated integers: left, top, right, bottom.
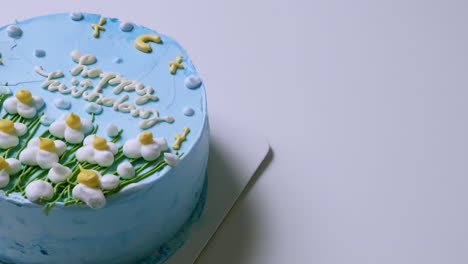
120, 22, 134, 32
70, 12, 84, 21
54, 97, 71, 110
34, 49, 46, 58
0, 12, 208, 264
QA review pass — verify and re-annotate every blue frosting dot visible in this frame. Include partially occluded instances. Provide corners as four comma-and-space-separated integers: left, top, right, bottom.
114, 57, 123, 64
85, 102, 103, 115
40, 115, 55, 126
6, 25, 22, 39
70, 12, 84, 21
184, 75, 202, 89
34, 49, 46, 58
183, 106, 195, 116
120, 22, 134, 32
54, 98, 71, 110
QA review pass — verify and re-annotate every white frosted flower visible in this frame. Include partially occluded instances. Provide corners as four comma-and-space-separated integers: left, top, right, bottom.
123, 131, 168, 161
0, 119, 27, 149
4, 89, 44, 118
100, 174, 120, 190
164, 153, 180, 166
49, 112, 93, 144
47, 163, 72, 183
0, 158, 21, 188
0, 86, 11, 95
25, 180, 54, 202
72, 183, 106, 209
76, 135, 118, 167
19, 137, 66, 169
155, 137, 168, 150
85, 102, 102, 114
76, 167, 120, 190
40, 115, 55, 126
117, 161, 135, 179
106, 124, 119, 137
54, 98, 71, 110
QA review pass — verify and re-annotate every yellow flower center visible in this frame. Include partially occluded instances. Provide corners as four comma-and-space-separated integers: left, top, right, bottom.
15, 89, 32, 104
0, 119, 14, 134
93, 136, 108, 150
77, 166, 100, 188
139, 131, 154, 145
38, 137, 56, 152
65, 113, 81, 129
0, 157, 10, 170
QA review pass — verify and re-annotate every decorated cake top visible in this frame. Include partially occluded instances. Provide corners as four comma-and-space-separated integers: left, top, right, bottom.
0, 12, 207, 211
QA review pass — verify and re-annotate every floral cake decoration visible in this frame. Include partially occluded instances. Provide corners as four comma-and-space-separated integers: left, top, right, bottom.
0, 16, 200, 213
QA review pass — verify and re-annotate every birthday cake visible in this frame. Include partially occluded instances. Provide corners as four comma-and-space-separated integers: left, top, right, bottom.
0, 12, 209, 264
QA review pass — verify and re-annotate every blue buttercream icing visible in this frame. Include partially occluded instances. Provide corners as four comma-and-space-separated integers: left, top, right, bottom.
0, 12, 209, 264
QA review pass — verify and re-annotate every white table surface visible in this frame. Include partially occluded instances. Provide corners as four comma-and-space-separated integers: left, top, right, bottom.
2, 1, 468, 263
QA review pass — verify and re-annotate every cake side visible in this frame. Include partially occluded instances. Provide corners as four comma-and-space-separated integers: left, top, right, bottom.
0, 12, 209, 264
0, 118, 209, 264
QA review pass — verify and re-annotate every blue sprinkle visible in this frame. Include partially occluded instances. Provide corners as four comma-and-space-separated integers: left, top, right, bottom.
114, 57, 123, 64
120, 22, 134, 32
7, 25, 22, 39
34, 49, 46, 58
54, 98, 71, 110
40, 115, 55, 126
70, 12, 84, 21
183, 106, 195, 116
184, 75, 202, 89
85, 102, 103, 115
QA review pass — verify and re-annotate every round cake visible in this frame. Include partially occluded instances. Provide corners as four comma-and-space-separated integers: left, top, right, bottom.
0, 12, 209, 264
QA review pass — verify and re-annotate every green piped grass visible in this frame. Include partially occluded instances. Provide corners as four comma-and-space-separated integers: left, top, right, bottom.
0, 118, 100, 213
0, 93, 9, 110
5, 165, 40, 195
110, 129, 123, 143
0, 108, 183, 214
40, 122, 100, 213
13, 113, 43, 159
1, 113, 41, 159
103, 153, 184, 196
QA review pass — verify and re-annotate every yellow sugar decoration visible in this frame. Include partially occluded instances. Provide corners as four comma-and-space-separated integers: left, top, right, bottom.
77, 166, 100, 188
15, 89, 32, 104
93, 136, 108, 150
39, 137, 56, 152
139, 131, 154, 145
172, 127, 190, 150
66, 113, 81, 129
91, 17, 106, 38
0, 119, 14, 134
169, 55, 184, 75
134, 34, 162, 53
0, 157, 9, 170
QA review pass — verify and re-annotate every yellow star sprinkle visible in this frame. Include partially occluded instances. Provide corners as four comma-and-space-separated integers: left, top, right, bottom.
91, 17, 106, 38
169, 55, 184, 75
172, 127, 190, 150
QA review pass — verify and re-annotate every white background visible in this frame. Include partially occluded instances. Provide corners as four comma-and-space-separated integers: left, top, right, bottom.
2, 1, 468, 264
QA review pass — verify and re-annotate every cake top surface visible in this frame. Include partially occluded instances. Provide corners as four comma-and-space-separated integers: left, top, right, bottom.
0, 12, 207, 211
0, 12, 206, 145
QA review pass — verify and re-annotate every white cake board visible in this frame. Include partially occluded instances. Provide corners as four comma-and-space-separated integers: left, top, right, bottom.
163, 112, 270, 264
